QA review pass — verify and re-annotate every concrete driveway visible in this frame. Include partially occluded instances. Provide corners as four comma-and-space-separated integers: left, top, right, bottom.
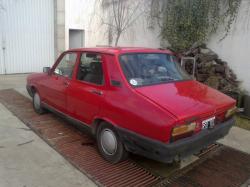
0, 74, 29, 98
0, 74, 249, 187
0, 74, 96, 187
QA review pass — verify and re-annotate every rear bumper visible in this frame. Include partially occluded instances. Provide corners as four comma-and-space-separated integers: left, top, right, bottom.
117, 117, 235, 163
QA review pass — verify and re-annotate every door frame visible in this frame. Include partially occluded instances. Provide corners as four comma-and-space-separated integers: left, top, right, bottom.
65, 51, 107, 124
69, 29, 85, 49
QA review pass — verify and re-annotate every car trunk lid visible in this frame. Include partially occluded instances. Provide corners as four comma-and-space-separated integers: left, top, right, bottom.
135, 80, 235, 121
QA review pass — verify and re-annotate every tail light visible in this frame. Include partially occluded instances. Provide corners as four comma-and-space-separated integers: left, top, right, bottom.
171, 122, 196, 141
225, 106, 237, 119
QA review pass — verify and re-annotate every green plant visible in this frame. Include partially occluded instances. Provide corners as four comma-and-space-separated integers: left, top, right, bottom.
150, 0, 241, 52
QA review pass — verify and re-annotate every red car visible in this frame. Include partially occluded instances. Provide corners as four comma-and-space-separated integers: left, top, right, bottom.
27, 47, 236, 164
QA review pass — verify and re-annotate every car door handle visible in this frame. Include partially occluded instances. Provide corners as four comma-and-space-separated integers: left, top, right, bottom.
90, 90, 103, 96
63, 81, 70, 87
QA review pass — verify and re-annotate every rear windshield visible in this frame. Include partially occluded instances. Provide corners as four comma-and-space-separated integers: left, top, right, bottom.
119, 53, 191, 87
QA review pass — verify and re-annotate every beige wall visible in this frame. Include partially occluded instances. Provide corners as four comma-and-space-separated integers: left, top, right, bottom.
66, 0, 161, 48
64, 0, 250, 93
208, 0, 250, 94
65, 0, 95, 49
54, 0, 66, 58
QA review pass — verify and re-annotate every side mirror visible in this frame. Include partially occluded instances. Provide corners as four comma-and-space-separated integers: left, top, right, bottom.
43, 67, 51, 74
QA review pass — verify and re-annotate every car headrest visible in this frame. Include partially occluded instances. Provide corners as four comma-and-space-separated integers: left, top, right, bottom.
90, 62, 102, 73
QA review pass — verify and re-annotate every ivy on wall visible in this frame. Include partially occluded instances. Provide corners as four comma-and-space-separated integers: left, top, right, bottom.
150, 0, 241, 52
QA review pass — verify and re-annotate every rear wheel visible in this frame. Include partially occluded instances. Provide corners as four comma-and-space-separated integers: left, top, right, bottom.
97, 122, 128, 164
33, 92, 46, 114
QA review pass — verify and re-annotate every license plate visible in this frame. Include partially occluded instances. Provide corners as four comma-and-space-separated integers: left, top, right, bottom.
202, 117, 215, 129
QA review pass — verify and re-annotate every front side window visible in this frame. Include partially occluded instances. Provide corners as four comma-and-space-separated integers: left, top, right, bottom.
54, 53, 77, 78
119, 53, 191, 87
77, 53, 103, 85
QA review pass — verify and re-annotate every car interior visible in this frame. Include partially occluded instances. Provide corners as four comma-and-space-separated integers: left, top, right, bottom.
77, 53, 103, 85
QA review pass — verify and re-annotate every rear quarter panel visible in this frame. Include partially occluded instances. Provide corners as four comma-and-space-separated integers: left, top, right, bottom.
100, 54, 177, 142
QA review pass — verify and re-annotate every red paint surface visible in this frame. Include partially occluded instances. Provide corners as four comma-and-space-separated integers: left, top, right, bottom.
27, 47, 236, 143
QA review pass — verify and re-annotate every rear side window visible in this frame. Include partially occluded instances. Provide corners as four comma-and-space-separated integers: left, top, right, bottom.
77, 53, 104, 85
119, 53, 190, 87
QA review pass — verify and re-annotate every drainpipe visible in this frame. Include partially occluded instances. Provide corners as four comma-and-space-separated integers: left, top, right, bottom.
0, 4, 6, 74
2, 38, 6, 74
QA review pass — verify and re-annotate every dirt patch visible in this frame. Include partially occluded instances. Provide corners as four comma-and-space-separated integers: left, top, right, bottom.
236, 115, 250, 131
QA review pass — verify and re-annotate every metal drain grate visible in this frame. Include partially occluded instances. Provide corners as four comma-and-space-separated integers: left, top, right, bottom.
1, 89, 249, 187
0, 89, 162, 187
156, 146, 250, 187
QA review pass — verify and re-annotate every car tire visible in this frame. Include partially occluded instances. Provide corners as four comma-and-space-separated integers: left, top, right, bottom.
33, 91, 46, 114
97, 122, 128, 164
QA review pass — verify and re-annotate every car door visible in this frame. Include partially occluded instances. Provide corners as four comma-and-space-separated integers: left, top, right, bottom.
42, 52, 78, 113
67, 52, 106, 125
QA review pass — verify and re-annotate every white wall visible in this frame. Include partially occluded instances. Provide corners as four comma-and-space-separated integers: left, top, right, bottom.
109, 15, 161, 48
208, 0, 250, 94
65, 0, 95, 49
66, 0, 161, 48
66, 0, 250, 93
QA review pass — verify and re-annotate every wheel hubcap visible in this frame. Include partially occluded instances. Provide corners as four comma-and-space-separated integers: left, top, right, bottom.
34, 93, 40, 110
100, 128, 117, 155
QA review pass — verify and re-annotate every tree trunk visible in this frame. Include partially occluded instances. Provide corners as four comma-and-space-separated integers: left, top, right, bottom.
115, 33, 121, 46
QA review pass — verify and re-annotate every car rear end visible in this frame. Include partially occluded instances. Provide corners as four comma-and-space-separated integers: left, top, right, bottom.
116, 49, 236, 163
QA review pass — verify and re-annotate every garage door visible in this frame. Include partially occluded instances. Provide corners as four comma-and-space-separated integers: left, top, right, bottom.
0, 0, 54, 74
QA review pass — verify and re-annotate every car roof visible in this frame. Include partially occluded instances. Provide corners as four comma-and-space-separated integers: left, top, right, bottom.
66, 47, 174, 55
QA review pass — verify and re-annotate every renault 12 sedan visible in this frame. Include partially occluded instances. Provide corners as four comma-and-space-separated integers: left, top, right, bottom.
27, 47, 236, 164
